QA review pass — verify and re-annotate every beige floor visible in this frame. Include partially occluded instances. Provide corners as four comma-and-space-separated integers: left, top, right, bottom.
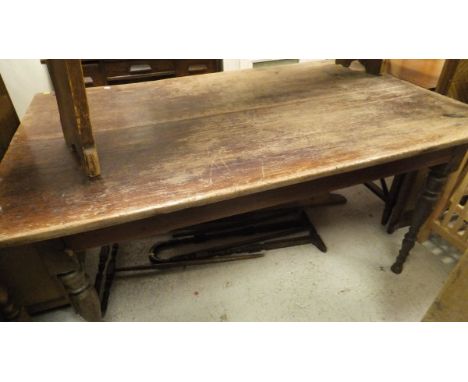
35, 185, 460, 322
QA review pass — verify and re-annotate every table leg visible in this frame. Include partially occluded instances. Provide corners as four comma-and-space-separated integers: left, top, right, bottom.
0, 284, 31, 321
37, 241, 102, 321
391, 163, 451, 274
58, 255, 102, 322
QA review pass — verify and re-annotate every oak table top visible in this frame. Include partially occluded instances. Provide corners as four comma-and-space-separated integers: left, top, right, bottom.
1, 62, 468, 248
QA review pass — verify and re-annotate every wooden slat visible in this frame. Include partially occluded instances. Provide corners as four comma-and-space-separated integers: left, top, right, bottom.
431, 222, 466, 253
441, 207, 456, 226
420, 150, 468, 254
1, 62, 468, 247
446, 60, 468, 104
436, 59, 468, 104
47, 59, 100, 177
0, 74, 20, 161
422, 153, 468, 233
451, 207, 467, 232
0, 245, 69, 313
436, 60, 461, 95
462, 224, 468, 240
383, 59, 445, 89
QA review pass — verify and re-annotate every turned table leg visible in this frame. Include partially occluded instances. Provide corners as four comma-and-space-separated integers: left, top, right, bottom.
58, 252, 102, 322
37, 241, 102, 321
391, 163, 452, 274
0, 284, 31, 321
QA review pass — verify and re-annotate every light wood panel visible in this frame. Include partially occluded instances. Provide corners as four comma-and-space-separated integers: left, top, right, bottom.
382, 59, 445, 89
427, 157, 468, 253
1, 62, 468, 248
419, 153, 468, 242
437, 59, 468, 104
419, 59, 468, 244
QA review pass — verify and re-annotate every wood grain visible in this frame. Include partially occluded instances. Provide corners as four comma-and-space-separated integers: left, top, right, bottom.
63, 147, 459, 251
382, 59, 445, 89
1, 62, 468, 248
0, 245, 69, 313
437, 59, 468, 104
47, 60, 101, 177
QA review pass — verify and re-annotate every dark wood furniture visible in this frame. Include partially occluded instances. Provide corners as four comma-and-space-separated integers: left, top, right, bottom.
0, 283, 31, 321
342, 60, 467, 234
80, 59, 223, 87
336, 59, 417, 233
418, 60, 468, 321
0, 74, 19, 161
335, 59, 382, 75
384, 60, 468, 234
1, 62, 467, 321
437, 59, 468, 103
46, 60, 101, 177
0, 244, 69, 317
1, 72, 74, 316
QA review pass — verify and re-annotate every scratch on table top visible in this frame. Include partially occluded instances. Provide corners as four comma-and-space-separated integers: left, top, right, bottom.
2, 62, 468, 248
209, 158, 216, 185
208, 150, 232, 185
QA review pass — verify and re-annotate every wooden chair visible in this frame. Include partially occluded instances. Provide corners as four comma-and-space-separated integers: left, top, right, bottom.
418, 152, 468, 250
341, 60, 466, 234
0, 73, 19, 160
418, 60, 468, 250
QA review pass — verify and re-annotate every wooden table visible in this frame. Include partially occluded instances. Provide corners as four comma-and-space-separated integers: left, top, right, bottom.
1, 62, 468, 321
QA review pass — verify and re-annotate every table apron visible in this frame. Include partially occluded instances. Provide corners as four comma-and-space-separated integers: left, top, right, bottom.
63, 145, 465, 251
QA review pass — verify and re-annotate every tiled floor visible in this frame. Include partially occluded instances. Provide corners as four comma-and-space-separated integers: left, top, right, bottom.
35, 185, 459, 322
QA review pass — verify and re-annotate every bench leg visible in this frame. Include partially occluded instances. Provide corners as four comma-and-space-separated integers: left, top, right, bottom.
391, 163, 450, 274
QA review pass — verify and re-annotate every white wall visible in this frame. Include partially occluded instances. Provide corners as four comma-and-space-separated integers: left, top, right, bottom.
223, 59, 255, 71
223, 59, 321, 71
0, 59, 52, 119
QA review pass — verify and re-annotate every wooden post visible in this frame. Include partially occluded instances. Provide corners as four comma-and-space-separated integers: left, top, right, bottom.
47, 59, 101, 178
436, 59, 461, 95
36, 240, 102, 321
418, 59, 468, 242
59, 258, 102, 322
391, 164, 451, 273
391, 149, 466, 274
0, 74, 20, 161
418, 153, 468, 242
